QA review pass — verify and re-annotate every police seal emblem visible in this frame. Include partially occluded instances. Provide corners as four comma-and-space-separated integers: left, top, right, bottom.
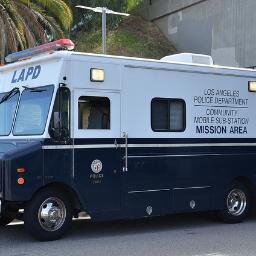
91, 159, 103, 174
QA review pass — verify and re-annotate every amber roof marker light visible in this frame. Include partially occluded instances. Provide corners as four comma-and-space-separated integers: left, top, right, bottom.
249, 81, 256, 92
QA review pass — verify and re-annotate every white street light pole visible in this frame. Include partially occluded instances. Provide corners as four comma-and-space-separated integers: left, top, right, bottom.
76, 5, 130, 54
102, 7, 107, 54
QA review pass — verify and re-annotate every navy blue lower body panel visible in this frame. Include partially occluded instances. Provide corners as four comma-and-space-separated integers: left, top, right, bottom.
44, 138, 256, 221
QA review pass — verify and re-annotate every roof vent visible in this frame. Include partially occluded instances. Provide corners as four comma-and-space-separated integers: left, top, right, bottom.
161, 53, 214, 65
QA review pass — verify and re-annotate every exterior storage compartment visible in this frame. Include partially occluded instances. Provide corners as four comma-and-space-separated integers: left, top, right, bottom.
173, 187, 213, 212
125, 190, 172, 217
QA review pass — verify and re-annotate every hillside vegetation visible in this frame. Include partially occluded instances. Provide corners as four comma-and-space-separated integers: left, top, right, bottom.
73, 16, 176, 60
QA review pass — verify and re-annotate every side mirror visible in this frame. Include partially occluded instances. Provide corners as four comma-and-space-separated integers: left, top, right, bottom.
49, 112, 61, 139
53, 112, 61, 129
49, 87, 70, 142
49, 112, 70, 141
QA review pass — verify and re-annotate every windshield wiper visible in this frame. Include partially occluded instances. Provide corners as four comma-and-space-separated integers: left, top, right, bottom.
22, 86, 46, 93
0, 87, 19, 104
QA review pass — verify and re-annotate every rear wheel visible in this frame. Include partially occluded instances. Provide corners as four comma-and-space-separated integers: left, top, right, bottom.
218, 182, 250, 223
24, 188, 72, 241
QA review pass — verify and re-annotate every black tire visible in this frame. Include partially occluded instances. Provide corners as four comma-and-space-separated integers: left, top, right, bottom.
217, 182, 251, 223
0, 217, 13, 227
24, 187, 73, 241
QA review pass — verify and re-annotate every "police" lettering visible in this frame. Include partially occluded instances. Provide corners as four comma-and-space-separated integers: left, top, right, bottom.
11, 65, 41, 83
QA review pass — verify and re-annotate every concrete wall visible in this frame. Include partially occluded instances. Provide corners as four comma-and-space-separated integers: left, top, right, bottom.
141, 0, 256, 68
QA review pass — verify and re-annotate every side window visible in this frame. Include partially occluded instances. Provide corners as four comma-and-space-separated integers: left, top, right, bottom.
78, 96, 110, 130
151, 98, 186, 132
49, 87, 71, 139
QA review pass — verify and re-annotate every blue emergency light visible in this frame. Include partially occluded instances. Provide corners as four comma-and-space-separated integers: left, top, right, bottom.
5, 39, 75, 63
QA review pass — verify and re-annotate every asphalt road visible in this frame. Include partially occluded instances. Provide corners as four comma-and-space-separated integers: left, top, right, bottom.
1, 213, 256, 256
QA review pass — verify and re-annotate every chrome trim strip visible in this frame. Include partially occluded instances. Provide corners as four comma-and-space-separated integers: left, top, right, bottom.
173, 186, 212, 190
43, 144, 116, 149
128, 189, 170, 194
43, 142, 256, 150
128, 154, 224, 158
128, 143, 256, 148
43, 145, 73, 149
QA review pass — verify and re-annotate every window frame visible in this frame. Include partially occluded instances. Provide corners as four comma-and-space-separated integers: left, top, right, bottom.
78, 95, 111, 130
48, 86, 71, 139
151, 97, 186, 132
13, 84, 55, 136
0, 89, 20, 136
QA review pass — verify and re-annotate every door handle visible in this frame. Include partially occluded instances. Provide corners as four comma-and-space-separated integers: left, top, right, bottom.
122, 132, 128, 172
122, 167, 128, 172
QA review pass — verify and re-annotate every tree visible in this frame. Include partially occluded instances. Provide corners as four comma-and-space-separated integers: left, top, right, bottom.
0, 0, 73, 64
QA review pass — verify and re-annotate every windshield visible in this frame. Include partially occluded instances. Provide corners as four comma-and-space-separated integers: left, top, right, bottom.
0, 89, 19, 136
13, 85, 54, 136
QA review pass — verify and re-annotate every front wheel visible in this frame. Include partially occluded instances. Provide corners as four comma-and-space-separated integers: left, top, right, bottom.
0, 216, 13, 227
217, 182, 251, 223
24, 188, 73, 241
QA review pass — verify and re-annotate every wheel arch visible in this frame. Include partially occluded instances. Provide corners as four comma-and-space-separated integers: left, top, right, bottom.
31, 182, 84, 214
217, 175, 254, 223
232, 176, 255, 200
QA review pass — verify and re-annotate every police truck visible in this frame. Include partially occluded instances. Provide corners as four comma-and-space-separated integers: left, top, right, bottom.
1, 39, 256, 240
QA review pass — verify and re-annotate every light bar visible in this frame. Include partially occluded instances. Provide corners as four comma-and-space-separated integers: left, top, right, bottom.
5, 39, 75, 63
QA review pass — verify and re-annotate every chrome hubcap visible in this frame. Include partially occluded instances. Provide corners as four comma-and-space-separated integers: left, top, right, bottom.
227, 189, 247, 216
38, 197, 66, 232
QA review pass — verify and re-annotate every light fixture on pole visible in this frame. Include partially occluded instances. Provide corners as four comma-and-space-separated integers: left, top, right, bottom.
76, 5, 130, 54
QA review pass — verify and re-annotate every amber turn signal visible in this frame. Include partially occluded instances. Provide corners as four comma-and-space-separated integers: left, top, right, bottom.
17, 178, 25, 185
17, 168, 25, 173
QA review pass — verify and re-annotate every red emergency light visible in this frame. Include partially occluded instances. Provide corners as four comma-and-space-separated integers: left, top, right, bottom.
5, 39, 75, 63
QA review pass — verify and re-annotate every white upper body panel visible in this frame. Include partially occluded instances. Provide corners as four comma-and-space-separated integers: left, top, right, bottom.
1, 51, 256, 139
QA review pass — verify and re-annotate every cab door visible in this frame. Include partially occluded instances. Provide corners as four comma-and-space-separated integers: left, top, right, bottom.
73, 90, 122, 214
44, 86, 73, 186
